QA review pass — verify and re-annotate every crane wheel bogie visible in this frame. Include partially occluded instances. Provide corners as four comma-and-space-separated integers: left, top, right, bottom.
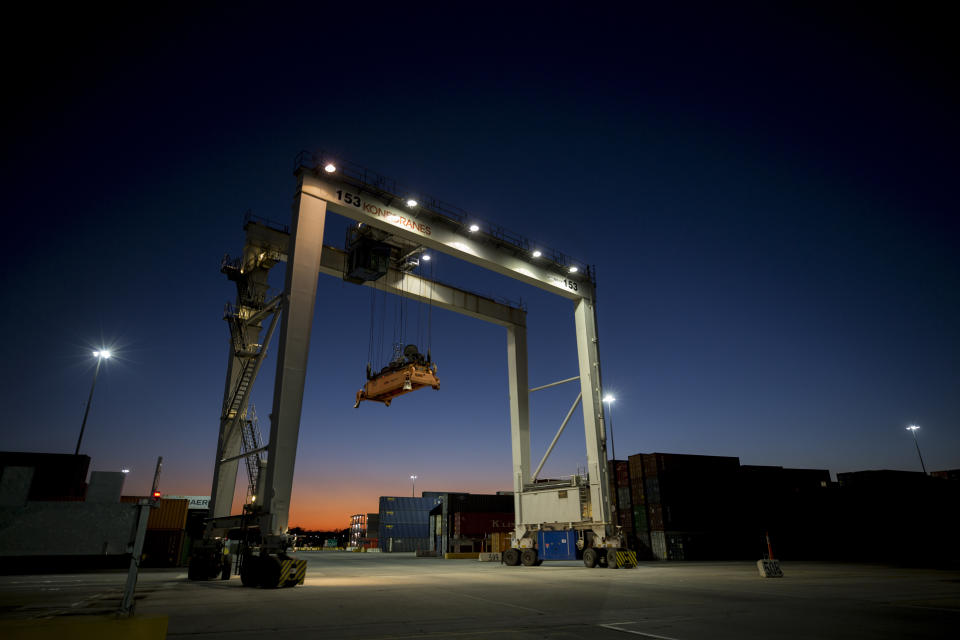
582, 547, 599, 568
238, 553, 306, 588
520, 548, 539, 566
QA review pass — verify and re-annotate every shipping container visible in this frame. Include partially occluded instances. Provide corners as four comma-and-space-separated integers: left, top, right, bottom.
488, 532, 512, 553
537, 530, 577, 560
444, 493, 514, 513
647, 503, 664, 530
380, 522, 430, 539
453, 512, 514, 536
141, 530, 185, 567
121, 497, 189, 530
380, 496, 442, 512
640, 452, 740, 478
380, 536, 432, 553
607, 460, 630, 487
644, 478, 660, 504
629, 456, 646, 507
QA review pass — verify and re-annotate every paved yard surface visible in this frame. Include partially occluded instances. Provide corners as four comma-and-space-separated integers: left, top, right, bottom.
2, 553, 957, 639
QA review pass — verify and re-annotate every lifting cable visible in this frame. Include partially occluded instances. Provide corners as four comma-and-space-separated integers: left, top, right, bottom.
417, 259, 425, 350
427, 259, 434, 355
367, 287, 376, 369
364, 250, 437, 376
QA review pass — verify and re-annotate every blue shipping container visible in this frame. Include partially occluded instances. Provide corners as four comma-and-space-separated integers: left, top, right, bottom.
538, 530, 577, 561
379, 509, 433, 524
379, 496, 441, 512
380, 523, 430, 539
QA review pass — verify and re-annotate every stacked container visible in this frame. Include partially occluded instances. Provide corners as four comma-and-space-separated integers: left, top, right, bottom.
633, 453, 740, 560
627, 454, 650, 557
607, 460, 633, 541
378, 496, 440, 552
121, 497, 190, 567
453, 512, 514, 538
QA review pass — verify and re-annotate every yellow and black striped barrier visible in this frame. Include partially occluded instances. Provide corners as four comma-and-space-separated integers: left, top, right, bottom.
279, 557, 307, 586
613, 550, 638, 568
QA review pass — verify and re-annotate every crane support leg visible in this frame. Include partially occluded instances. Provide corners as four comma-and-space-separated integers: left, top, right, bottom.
574, 297, 612, 534
259, 188, 327, 545
507, 324, 531, 540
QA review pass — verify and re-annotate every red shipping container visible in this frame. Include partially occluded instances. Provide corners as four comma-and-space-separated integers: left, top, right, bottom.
453, 512, 514, 536
647, 503, 664, 530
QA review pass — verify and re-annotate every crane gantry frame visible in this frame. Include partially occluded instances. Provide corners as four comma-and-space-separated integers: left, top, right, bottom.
195, 152, 621, 585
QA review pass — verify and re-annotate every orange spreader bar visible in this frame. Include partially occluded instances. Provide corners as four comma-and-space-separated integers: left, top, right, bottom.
354, 363, 440, 408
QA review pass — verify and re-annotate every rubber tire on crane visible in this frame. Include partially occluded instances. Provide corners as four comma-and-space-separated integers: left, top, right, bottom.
220, 553, 232, 580
240, 554, 259, 587
598, 549, 609, 567
608, 548, 621, 569
187, 559, 208, 580
503, 548, 521, 566
520, 548, 538, 566
583, 548, 599, 568
260, 557, 282, 588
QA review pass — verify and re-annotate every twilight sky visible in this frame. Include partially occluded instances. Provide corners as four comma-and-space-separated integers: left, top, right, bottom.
1, 3, 957, 529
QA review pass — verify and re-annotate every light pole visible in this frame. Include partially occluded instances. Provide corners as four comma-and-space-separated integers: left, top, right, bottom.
906, 425, 927, 474
75, 350, 111, 455
410, 475, 418, 497
603, 394, 616, 461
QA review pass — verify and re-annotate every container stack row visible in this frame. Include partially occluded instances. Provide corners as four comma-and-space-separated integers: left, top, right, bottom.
378, 496, 441, 552
623, 453, 741, 560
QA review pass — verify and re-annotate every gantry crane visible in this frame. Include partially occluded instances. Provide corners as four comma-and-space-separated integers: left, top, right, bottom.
189, 153, 625, 586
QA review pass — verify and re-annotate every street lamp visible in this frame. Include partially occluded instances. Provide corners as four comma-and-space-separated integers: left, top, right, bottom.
75, 350, 111, 455
410, 475, 418, 497
603, 394, 616, 461
906, 425, 927, 474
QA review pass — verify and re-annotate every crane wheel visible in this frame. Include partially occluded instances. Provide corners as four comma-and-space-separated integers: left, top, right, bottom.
240, 554, 260, 587
583, 548, 599, 568
260, 557, 282, 588
608, 549, 620, 569
520, 549, 538, 566
503, 548, 521, 566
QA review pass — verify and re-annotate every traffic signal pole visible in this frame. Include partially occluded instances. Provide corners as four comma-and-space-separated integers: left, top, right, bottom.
119, 457, 162, 617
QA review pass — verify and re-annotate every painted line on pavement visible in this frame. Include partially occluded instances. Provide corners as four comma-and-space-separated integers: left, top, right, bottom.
599, 622, 682, 639
450, 591, 546, 614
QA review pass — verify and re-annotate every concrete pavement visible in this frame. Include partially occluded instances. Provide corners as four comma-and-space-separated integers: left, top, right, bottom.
3, 553, 957, 638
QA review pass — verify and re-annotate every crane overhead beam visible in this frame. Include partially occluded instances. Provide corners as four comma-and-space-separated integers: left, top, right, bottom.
297, 170, 595, 303
239, 220, 527, 328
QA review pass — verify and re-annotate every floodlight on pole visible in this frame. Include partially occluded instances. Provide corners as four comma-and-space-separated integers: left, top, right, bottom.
75, 349, 111, 455
410, 474, 418, 497
603, 394, 616, 461
906, 425, 927, 474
